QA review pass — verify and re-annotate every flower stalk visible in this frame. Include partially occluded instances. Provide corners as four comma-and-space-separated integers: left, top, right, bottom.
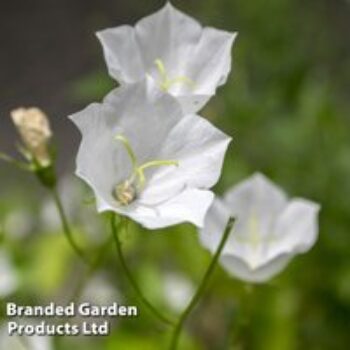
110, 214, 175, 326
2, 107, 88, 264
169, 217, 235, 350
51, 187, 89, 265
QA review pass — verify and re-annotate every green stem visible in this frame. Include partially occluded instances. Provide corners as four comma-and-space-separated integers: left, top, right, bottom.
110, 214, 175, 327
169, 217, 235, 350
51, 187, 89, 264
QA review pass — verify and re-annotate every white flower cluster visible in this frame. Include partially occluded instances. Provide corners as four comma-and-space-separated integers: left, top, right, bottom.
70, 3, 320, 282
69, 3, 234, 229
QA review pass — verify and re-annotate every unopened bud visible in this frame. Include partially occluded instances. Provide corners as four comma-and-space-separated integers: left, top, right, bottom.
11, 107, 52, 167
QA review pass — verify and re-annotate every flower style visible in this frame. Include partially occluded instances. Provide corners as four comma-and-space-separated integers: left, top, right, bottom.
11, 107, 52, 167
96, 2, 237, 113
200, 173, 320, 283
69, 79, 231, 229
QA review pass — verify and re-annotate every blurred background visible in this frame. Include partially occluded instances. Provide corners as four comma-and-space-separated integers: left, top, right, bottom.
1, 0, 350, 349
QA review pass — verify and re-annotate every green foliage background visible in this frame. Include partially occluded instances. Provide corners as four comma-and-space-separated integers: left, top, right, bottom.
1, 0, 350, 349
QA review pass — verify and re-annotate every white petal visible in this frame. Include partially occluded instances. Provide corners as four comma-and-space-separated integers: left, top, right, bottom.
224, 173, 288, 230
182, 28, 237, 95
174, 94, 211, 115
269, 199, 320, 257
139, 114, 232, 205
134, 3, 203, 77
199, 198, 256, 267
69, 102, 127, 211
220, 253, 292, 283
126, 188, 214, 229
199, 198, 232, 254
96, 25, 145, 83
223, 173, 288, 267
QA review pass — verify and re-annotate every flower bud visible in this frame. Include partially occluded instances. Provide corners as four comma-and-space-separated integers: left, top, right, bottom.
11, 107, 52, 167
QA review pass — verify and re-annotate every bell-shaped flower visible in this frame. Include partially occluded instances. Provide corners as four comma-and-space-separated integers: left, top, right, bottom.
200, 173, 320, 283
96, 2, 237, 113
69, 79, 231, 229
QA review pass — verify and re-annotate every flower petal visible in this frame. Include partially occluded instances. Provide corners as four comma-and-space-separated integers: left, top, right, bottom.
134, 3, 203, 78
124, 188, 214, 229
199, 198, 232, 250
270, 199, 320, 257
139, 114, 232, 205
220, 253, 292, 283
96, 25, 145, 83
224, 172, 288, 238
182, 28, 237, 95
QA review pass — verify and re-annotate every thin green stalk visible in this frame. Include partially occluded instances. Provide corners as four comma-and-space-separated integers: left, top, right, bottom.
169, 217, 235, 350
110, 214, 175, 327
51, 187, 89, 264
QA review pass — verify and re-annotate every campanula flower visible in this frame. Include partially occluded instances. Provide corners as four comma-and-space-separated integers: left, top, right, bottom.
200, 173, 320, 282
97, 3, 237, 113
69, 79, 231, 229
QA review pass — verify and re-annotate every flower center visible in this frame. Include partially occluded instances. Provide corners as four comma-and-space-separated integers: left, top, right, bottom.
154, 59, 195, 92
114, 179, 137, 206
112, 134, 179, 206
234, 210, 278, 270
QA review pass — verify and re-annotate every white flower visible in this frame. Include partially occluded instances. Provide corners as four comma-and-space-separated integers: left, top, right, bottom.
200, 173, 320, 283
0, 249, 18, 297
69, 79, 231, 229
96, 2, 237, 113
0, 325, 53, 350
